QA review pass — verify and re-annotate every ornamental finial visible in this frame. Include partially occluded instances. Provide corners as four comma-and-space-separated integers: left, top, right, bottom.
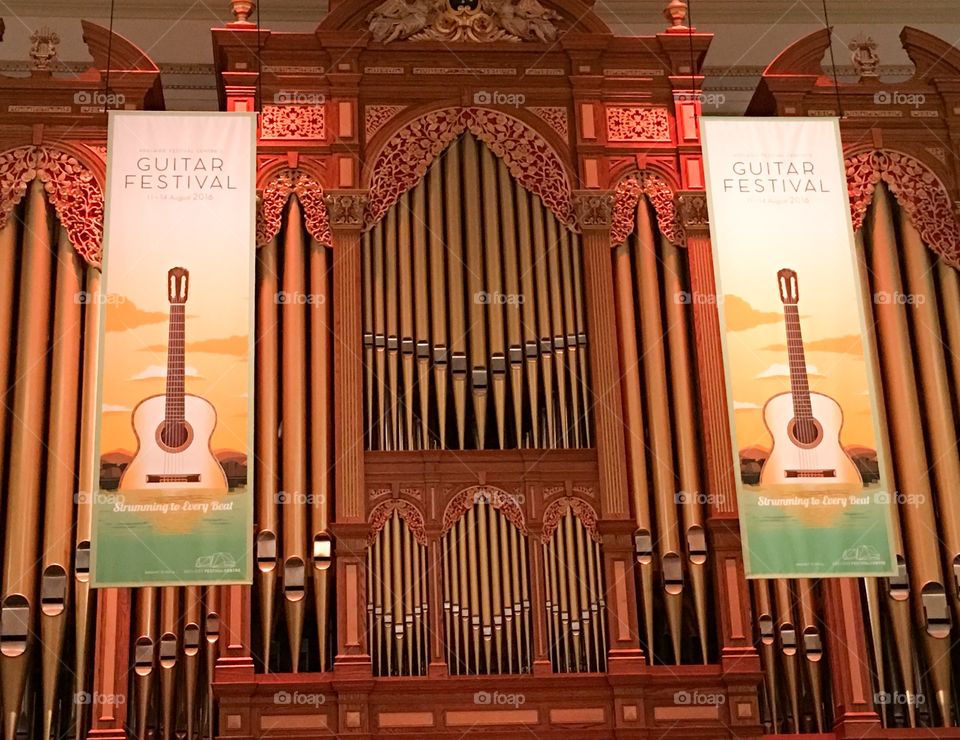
229, 0, 256, 25
664, 0, 688, 31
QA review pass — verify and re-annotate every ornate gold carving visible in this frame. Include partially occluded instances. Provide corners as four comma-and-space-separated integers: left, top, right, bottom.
365, 106, 574, 229
260, 104, 326, 140
30, 27, 60, 71
611, 173, 684, 247
257, 168, 331, 247
368, 500, 427, 546
325, 190, 370, 228
0, 146, 103, 265
540, 497, 601, 544
849, 35, 880, 79
846, 150, 960, 268
368, 0, 560, 44
441, 485, 527, 535
606, 106, 671, 143
572, 191, 614, 230
365, 104, 407, 140
529, 105, 569, 141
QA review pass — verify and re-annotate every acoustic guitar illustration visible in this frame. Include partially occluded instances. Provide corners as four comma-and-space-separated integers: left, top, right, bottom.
119, 267, 228, 490
759, 269, 862, 486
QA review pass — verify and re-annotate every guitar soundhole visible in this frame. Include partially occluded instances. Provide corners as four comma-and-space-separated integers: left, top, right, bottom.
788, 417, 823, 449
156, 420, 194, 452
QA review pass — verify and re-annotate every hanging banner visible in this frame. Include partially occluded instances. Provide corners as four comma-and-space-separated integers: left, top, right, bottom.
91, 111, 256, 586
701, 117, 896, 577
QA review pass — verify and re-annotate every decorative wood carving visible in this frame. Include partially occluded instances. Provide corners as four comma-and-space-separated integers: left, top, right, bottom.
846, 149, 960, 268
572, 191, 614, 230
325, 191, 370, 228
441, 485, 527, 536
259, 104, 326, 140
677, 192, 709, 234
368, 500, 427, 546
256, 168, 332, 247
540, 497, 601, 544
605, 106, 671, 142
0, 145, 103, 266
529, 106, 569, 141
611, 173, 684, 247
365, 106, 574, 230
367, 0, 561, 44
364, 104, 407, 140
29, 27, 60, 71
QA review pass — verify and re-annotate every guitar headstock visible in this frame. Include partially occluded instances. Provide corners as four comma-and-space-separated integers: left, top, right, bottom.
167, 267, 189, 305
777, 268, 799, 306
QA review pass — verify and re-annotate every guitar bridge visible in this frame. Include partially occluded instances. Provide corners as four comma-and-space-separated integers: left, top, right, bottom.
146, 474, 202, 483
785, 469, 837, 479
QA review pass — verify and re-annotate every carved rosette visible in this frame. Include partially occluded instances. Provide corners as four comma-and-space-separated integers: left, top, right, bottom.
572, 191, 614, 230
606, 106, 671, 143
365, 107, 574, 230
260, 104, 326, 140
846, 150, 960, 268
441, 485, 527, 536
325, 191, 370, 229
610, 173, 684, 247
367, 500, 427, 546
257, 168, 332, 247
0, 146, 103, 266
365, 104, 407, 141
540, 497, 601, 544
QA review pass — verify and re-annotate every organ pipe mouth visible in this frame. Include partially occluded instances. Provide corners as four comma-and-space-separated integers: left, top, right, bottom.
283, 558, 306, 602
134, 636, 155, 676
205, 613, 221, 643
686, 525, 707, 565
921, 583, 951, 638
0, 595, 29, 657
74, 540, 91, 582
159, 633, 178, 669
802, 627, 823, 662
183, 624, 201, 657
256, 530, 278, 572
758, 615, 775, 645
662, 553, 684, 596
779, 624, 798, 656
634, 529, 653, 564
40, 565, 67, 617
889, 555, 909, 600
313, 533, 333, 571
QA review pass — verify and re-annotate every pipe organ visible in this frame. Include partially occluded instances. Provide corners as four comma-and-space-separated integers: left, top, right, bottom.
0, 4, 956, 740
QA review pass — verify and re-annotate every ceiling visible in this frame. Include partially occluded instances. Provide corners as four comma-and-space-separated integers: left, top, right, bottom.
0, 0, 955, 111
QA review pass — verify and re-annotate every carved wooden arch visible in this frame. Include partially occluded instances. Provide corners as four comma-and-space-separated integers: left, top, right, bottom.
363, 106, 576, 232
845, 149, 960, 269
318, 0, 611, 36
610, 171, 684, 248
256, 168, 332, 248
441, 485, 527, 536
0, 145, 104, 266
540, 497, 601, 544
367, 500, 427, 547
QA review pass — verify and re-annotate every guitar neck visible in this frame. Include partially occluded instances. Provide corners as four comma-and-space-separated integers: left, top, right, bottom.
783, 304, 813, 419
164, 304, 186, 424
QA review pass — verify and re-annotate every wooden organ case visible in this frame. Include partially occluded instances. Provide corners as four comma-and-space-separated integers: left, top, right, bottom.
0, 2, 957, 740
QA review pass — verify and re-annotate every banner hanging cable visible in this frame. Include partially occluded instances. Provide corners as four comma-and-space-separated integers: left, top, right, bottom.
103, 0, 116, 121
821, 0, 845, 117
